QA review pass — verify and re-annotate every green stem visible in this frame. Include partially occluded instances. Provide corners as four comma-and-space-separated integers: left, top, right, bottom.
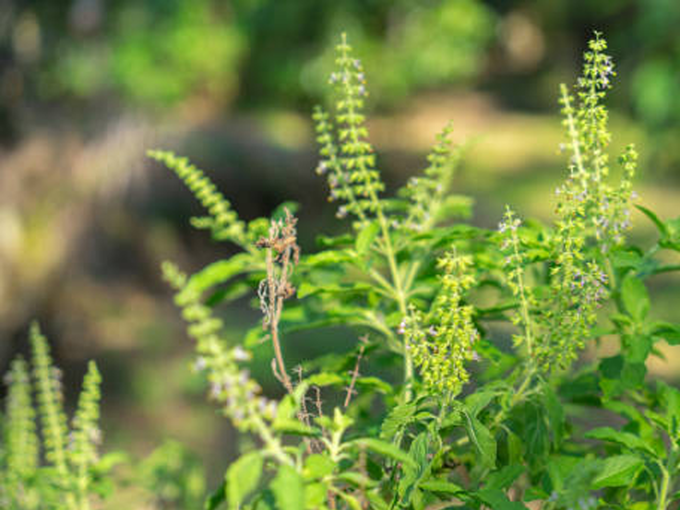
511, 233, 534, 357
657, 466, 670, 510
490, 367, 536, 431
251, 414, 292, 466
376, 213, 412, 400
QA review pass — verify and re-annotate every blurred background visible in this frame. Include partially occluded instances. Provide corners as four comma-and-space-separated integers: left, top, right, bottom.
1, 0, 679, 506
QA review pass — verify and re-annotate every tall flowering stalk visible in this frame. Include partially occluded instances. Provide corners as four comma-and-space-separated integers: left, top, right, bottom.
312, 34, 385, 223
405, 251, 479, 396
162, 262, 291, 465
2, 357, 39, 507
69, 362, 102, 510
498, 207, 536, 357
496, 33, 636, 373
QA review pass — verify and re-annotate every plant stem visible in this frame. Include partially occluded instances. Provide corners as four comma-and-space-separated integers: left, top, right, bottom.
376, 212, 412, 400
490, 367, 536, 431
657, 466, 670, 510
266, 246, 294, 394
252, 413, 292, 466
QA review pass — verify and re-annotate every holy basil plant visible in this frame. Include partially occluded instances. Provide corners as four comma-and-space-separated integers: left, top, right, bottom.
2, 32, 679, 510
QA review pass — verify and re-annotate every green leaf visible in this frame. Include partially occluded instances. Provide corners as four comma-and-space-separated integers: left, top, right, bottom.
464, 412, 496, 469
611, 247, 642, 270
271, 465, 305, 510
599, 356, 646, 397
355, 221, 380, 256
523, 404, 549, 460
205, 483, 226, 510
226, 452, 263, 510
365, 491, 390, 510
523, 487, 549, 502
398, 432, 430, 503
505, 429, 523, 464
636, 205, 667, 238
591, 455, 643, 488
622, 333, 653, 363
304, 482, 328, 509
465, 388, 499, 417
621, 275, 650, 321
657, 380, 680, 434
185, 254, 252, 295
352, 438, 417, 468
302, 250, 354, 268
273, 420, 320, 437
337, 492, 363, 510
336, 471, 378, 488
271, 201, 300, 221
419, 479, 464, 495
355, 376, 392, 395
303, 454, 336, 480
316, 233, 354, 248
486, 465, 524, 491
476, 488, 529, 509
585, 427, 654, 455
305, 372, 345, 387
542, 385, 565, 447
297, 281, 372, 299
649, 321, 680, 345
380, 402, 417, 440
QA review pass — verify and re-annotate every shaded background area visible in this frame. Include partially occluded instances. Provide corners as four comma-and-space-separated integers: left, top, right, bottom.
1, 0, 679, 506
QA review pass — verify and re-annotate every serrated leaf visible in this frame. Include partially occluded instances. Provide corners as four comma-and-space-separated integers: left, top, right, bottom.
226, 452, 263, 510
465, 389, 499, 417
185, 254, 252, 295
271, 465, 305, 510
352, 438, 416, 468
355, 221, 380, 256
542, 385, 564, 447
611, 248, 643, 270
380, 402, 417, 440
486, 465, 524, 491
592, 455, 643, 488
398, 432, 430, 503
464, 412, 496, 469
623, 333, 653, 363
585, 427, 654, 455
621, 275, 650, 321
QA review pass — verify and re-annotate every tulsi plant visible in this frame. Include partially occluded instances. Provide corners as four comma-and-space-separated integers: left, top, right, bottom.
3, 31, 680, 510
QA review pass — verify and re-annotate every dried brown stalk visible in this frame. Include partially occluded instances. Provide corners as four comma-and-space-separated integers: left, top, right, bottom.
257, 208, 300, 395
